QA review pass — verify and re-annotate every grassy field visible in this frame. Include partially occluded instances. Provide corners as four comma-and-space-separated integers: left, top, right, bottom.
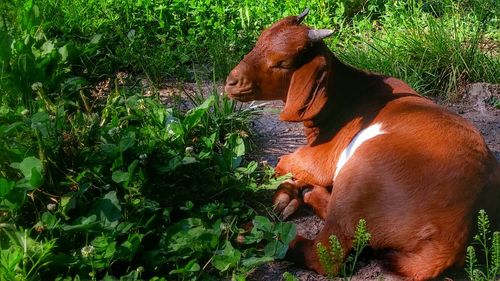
0, 0, 499, 280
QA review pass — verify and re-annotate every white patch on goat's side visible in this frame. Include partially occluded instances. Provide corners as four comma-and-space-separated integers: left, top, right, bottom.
333, 123, 385, 180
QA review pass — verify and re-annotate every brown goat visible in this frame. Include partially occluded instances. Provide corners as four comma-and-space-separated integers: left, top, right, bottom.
225, 9, 500, 280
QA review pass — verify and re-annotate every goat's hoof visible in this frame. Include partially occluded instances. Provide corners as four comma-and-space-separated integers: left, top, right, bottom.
273, 180, 302, 219
280, 198, 300, 220
273, 191, 291, 214
301, 187, 313, 197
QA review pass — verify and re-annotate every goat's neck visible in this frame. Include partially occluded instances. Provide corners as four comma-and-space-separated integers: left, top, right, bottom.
303, 52, 387, 145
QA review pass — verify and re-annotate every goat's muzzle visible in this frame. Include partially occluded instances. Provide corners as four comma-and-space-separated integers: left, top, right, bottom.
225, 68, 256, 102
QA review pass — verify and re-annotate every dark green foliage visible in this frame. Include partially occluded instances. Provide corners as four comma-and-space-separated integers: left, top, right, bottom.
0, 77, 296, 279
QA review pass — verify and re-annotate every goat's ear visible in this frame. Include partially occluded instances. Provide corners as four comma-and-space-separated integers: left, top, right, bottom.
280, 56, 328, 122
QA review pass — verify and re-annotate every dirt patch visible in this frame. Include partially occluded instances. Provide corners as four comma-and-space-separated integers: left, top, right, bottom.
247, 83, 500, 281
439, 83, 500, 160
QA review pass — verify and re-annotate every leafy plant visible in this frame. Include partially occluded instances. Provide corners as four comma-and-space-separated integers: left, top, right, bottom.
0, 226, 56, 281
465, 209, 500, 281
316, 219, 371, 280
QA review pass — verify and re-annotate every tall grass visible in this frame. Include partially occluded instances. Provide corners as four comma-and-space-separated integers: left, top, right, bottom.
332, 0, 500, 97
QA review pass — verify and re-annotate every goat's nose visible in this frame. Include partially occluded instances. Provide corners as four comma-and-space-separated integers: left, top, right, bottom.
226, 75, 238, 87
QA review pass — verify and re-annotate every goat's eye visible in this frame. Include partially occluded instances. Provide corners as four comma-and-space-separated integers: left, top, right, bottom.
273, 59, 293, 69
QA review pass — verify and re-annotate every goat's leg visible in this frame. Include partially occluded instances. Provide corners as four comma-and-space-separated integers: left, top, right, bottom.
274, 178, 331, 220
303, 185, 330, 220
274, 153, 332, 219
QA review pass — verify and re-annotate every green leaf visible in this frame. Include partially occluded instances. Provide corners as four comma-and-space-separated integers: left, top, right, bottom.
118, 233, 143, 261
212, 241, 241, 272
0, 178, 15, 197
58, 45, 68, 61
112, 171, 129, 183
61, 215, 98, 231
241, 256, 274, 268
231, 135, 245, 157
39, 40, 55, 57
92, 191, 122, 228
264, 240, 288, 259
60, 193, 77, 216
0, 178, 25, 210
41, 212, 57, 228
169, 259, 200, 275
183, 95, 214, 131
181, 156, 198, 165
104, 242, 116, 259
18, 156, 42, 179
275, 222, 297, 244
119, 132, 136, 152
29, 167, 43, 188
253, 216, 273, 233
201, 132, 217, 149
90, 34, 102, 44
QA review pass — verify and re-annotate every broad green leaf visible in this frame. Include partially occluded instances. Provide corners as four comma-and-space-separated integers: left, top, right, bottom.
112, 171, 129, 183
90, 34, 102, 44
166, 118, 184, 139
212, 241, 241, 272
253, 216, 273, 233
101, 143, 119, 157
264, 240, 288, 259
0, 178, 15, 197
181, 156, 198, 165
1, 121, 24, 135
183, 95, 214, 131
169, 259, 200, 275
18, 156, 42, 179
29, 167, 43, 188
231, 136, 245, 157
127, 160, 138, 176
41, 212, 57, 228
118, 233, 143, 261
275, 222, 297, 244
61, 215, 97, 231
39, 40, 55, 57
119, 132, 136, 152
92, 191, 122, 228
58, 45, 68, 61
104, 242, 116, 259
201, 132, 217, 149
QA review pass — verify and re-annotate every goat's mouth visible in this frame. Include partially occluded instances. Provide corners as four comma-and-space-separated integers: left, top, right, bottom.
226, 88, 257, 102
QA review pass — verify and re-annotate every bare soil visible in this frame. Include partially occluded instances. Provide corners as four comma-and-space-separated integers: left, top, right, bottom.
246, 83, 499, 281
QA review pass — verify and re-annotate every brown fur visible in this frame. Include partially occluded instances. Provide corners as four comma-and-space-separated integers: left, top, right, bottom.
225, 14, 500, 280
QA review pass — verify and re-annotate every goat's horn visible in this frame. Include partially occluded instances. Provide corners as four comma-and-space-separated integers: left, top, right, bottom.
308, 29, 334, 42
296, 8, 309, 23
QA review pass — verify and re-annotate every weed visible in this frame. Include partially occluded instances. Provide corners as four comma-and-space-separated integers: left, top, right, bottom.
316, 219, 371, 280
466, 210, 500, 281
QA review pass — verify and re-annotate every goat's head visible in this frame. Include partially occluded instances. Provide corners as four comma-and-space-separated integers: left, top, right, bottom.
225, 9, 334, 121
